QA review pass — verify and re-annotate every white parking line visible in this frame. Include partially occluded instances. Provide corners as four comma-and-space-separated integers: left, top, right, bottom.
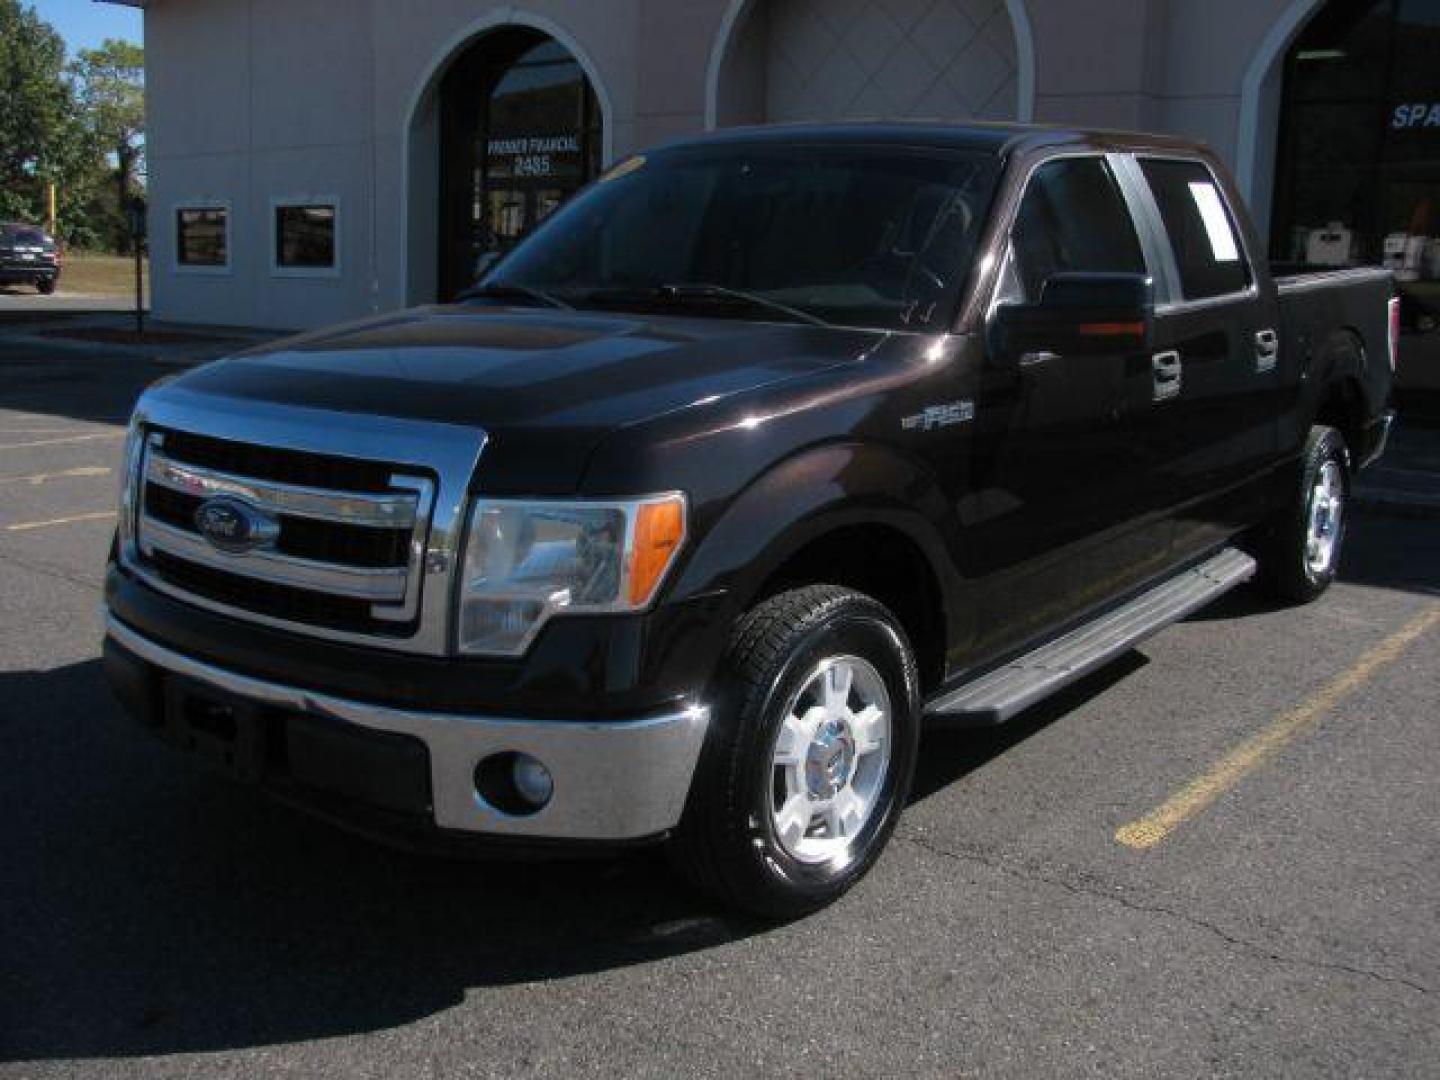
5, 510, 116, 533
0, 466, 112, 487
0, 433, 124, 451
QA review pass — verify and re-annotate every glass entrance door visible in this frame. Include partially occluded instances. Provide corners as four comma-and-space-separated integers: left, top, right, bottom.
438, 29, 601, 300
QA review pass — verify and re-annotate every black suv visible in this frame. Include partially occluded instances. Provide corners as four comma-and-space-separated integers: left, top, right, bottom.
0, 222, 61, 294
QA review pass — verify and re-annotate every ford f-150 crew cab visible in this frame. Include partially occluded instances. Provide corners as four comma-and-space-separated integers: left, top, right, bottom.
103, 123, 1396, 917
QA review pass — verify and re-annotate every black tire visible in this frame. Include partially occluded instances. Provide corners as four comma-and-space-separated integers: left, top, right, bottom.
669, 585, 921, 919
1257, 424, 1349, 603
35, 277, 56, 296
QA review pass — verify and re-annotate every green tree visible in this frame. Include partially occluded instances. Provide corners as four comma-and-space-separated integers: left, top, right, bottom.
69, 38, 144, 249
0, 0, 89, 227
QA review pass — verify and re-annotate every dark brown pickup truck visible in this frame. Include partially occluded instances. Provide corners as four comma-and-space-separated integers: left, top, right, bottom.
104, 122, 1395, 917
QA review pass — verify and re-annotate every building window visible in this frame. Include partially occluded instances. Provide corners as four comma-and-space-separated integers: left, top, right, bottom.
273, 201, 339, 275
1274, 0, 1440, 294
175, 206, 229, 270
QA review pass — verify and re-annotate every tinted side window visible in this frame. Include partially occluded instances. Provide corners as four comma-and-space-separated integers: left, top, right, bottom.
1010, 157, 1146, 299
1139, 159, 1250, 300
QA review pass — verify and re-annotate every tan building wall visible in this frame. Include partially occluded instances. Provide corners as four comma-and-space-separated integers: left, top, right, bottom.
138, 0, 1323, 328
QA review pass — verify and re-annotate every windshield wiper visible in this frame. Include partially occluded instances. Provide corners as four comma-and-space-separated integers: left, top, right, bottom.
655, 283, 832, 327
458, 282, 573, 310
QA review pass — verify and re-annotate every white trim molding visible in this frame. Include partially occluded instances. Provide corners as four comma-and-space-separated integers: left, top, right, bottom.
172, 199, 233, 276
269, 196, 343, 279
1236, 0, 1325, 212
704, 0, 1036, 129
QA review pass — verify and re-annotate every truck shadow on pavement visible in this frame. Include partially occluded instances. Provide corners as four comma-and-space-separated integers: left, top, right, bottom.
1, 642, 1134, 1062
0, 659, 751, 1061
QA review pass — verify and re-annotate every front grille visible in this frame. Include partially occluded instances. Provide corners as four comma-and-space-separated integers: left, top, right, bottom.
132, 427, 436, 640
160, 428, 396, 492
144, 484, 411, 568
149, 551, 386, 635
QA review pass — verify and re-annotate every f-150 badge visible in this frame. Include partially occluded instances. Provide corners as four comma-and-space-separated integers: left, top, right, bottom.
902, 400, 975, 432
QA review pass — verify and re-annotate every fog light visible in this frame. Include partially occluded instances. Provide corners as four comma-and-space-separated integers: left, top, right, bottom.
512, 753, 554, 808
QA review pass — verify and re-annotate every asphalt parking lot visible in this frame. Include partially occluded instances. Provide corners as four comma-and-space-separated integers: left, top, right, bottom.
1, 338, 1437, 1078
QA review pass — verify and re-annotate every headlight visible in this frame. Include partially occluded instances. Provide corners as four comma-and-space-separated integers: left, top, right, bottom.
457, 493, 687, 655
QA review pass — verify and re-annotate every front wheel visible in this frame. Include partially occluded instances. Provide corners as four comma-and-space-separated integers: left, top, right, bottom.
1258, 424, 1349, 603
670, 585, 920, 919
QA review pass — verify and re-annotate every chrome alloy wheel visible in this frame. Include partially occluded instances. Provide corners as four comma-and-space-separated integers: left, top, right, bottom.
1305, 459, 1345, 578
769, 655, 892, 864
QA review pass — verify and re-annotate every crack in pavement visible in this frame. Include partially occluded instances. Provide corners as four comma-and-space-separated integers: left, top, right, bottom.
0, 548, 103, 594
898, 830, 1431, 998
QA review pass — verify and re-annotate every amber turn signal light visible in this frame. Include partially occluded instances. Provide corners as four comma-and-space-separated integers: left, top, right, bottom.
628, 496, 687, 606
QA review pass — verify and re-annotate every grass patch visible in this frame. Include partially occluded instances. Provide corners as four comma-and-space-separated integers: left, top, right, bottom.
59, 252, 150, 299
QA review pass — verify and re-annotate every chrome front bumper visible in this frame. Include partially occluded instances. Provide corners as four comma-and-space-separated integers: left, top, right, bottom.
105, 615, 710, 842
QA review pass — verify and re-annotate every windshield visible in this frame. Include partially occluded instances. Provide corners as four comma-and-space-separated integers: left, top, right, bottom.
478, 145, 999, 332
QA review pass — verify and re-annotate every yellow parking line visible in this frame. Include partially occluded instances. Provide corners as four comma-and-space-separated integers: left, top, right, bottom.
0, 433, 124, 451
5, 510, 115, 533
0, 466, 112, 487
1116, 605, 1440, 851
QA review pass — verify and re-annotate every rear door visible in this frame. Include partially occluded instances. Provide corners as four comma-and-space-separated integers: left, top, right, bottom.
1123, 156, 1282, 559
968, 153, 1172, 658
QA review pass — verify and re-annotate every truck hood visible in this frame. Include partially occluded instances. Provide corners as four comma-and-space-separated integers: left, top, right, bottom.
165, 305, 884, 493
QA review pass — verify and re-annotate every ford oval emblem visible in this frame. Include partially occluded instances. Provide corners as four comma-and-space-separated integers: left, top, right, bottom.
193, 496, 279, 554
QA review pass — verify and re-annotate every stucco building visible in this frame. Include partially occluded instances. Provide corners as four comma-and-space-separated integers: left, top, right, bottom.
105, 0, 1440, 330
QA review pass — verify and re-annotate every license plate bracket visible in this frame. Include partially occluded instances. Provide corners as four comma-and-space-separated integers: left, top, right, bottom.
163, 676, 268, 780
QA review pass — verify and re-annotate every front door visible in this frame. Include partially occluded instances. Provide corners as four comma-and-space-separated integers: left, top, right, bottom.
968, 154, 1174, 660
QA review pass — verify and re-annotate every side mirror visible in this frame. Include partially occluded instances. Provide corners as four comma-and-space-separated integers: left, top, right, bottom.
990, 272, 1154, 363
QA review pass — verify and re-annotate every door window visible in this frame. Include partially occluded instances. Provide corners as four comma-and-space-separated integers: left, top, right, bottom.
1139, 159, 1251, 301
1008, 157, 1147, 300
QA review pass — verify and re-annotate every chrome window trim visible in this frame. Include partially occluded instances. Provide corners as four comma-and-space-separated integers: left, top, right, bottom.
145, 450, 420, 527
121, 386, 487, 657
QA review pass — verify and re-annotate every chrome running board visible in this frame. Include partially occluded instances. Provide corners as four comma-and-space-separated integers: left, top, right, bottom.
926, 547, 1257, 725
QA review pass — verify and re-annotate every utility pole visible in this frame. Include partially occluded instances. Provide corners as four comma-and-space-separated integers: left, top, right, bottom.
46, 183, 57, 237
127, 198, 146, 337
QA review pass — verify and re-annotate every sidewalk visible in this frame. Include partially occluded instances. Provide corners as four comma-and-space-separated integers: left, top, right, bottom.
1354, 413, 1440, 519
0, 309, 287, 367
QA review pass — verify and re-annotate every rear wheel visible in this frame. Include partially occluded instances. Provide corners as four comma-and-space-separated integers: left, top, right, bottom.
670, 585, 920, 919
35, 277, 56, 296
1258, 424, 1349, 603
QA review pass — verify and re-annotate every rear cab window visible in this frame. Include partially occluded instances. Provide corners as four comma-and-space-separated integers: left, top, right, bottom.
1138, 158, 1251, 302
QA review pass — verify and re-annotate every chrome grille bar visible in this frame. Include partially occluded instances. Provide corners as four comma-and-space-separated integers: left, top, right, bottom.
138, 519, 410, 601
146, 450, 418, 527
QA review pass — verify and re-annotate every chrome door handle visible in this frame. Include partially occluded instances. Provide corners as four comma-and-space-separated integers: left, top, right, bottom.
1152, 350, 1182, 403
1255, 329, 1279, 373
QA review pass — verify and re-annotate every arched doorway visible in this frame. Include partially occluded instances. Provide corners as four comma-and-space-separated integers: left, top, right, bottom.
707, 0, 1032, 129
1271, 0, 1440, 284
436, 27, 602, 300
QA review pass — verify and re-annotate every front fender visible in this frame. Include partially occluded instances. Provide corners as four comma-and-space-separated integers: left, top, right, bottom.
663, 440, 966, 678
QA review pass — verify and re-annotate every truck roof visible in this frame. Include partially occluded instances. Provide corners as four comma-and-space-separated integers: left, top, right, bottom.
655, 120, 1208, 159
